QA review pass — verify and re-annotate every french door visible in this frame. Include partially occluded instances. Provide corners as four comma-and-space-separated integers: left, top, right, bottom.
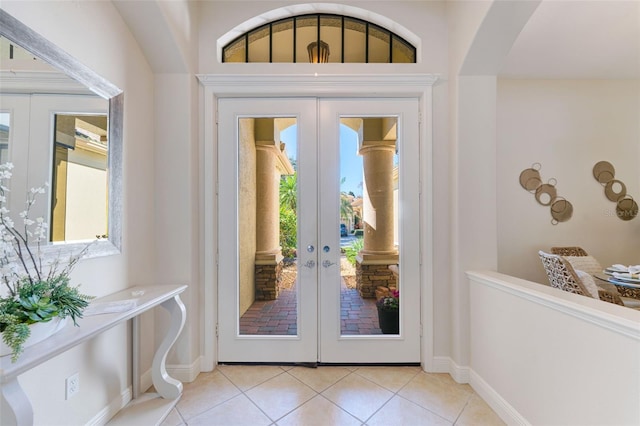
217, 97, 420, 363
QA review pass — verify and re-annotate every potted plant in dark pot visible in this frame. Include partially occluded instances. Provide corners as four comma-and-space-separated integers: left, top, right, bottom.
376, 289, 399, 334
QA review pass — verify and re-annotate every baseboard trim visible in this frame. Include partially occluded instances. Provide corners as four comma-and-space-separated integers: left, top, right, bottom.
430, 356, 451, 373
88, 358, 201, 425
167, 357, 202, 383
139, 356, 202, 393
86, 386, 131, 426
448, 357, 470, 384
469, 369, 530, 426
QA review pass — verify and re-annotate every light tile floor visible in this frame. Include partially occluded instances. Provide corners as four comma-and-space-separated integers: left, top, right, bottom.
161, 365, 505, 426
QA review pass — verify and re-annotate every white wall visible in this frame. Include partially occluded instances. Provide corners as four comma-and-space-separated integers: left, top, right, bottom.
1, 1, 157, 424
445, 0, 539, 372
497, 79, 640, 285
468, 271, 640, 425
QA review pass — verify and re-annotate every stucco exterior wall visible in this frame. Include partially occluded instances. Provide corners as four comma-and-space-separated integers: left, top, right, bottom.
239, 118, 258, 315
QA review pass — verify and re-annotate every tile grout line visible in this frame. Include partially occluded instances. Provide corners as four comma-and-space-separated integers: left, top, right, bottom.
356, 369, 455, 425
240, 366, 319, 425
217, 366, 292, 425
451, 392, 474, 426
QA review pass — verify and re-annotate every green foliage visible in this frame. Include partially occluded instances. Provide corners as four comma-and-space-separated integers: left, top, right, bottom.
344, 238, 364, 266
0, 277, 92, 362
0, 320, 29, 360
340, 192, 353, 224
279, 172, 298, 259
279, 205, 297, 259
18, 294, 58, 322
279, 173, 297, 212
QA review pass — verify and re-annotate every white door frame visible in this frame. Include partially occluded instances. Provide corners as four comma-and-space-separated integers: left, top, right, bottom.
197, 73, 438, 371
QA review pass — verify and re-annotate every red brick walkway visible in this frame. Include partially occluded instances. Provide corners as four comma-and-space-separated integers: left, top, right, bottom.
239, 279, 381, 335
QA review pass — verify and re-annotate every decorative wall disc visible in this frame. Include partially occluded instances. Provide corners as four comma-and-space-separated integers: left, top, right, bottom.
593, 161, 615, 184
616, 196, 638, 221
604, 179, 626, 202
550, 197, 573, 225
519, 163, 542, 192
593, 161, 636, 221
535, 182, 557, 206
519, 164, 571, 225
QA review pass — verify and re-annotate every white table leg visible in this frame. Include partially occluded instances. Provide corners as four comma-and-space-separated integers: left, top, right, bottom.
151, 295, 186, 399
1, 377, 33, 426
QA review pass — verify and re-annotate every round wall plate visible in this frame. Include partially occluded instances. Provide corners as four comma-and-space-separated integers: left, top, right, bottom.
593, 161, 615, 184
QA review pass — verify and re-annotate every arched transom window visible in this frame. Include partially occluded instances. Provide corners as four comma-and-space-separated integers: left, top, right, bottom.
223, 14, 416, 63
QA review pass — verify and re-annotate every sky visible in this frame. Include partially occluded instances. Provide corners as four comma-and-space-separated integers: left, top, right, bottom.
280, 123, 364, 197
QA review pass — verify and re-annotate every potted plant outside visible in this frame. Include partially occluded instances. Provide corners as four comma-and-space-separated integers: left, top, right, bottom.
0, 162, 93, 362
376, 289, 399, 334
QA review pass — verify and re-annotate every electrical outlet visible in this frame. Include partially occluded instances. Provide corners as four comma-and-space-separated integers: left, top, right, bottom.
65, 372, 79, 400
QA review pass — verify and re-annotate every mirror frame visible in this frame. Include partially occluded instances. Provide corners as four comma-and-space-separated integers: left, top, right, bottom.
0, 9, 123, 258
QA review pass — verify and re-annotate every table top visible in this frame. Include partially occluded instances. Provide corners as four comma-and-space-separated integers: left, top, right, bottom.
1, 284, 187, 381
594, 273, 640, 289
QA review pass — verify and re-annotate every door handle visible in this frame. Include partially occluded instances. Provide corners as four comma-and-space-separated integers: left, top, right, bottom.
302, 260, 316, 269
322, 260, 336, 268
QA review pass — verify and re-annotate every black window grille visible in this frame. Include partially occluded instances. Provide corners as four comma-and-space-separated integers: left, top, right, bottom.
223, 14, 416, 64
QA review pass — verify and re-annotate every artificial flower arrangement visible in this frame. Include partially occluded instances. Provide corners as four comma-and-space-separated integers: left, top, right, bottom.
0, 162, 93, 362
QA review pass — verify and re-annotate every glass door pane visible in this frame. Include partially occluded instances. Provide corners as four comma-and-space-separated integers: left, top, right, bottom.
238, 118, 298, 336
339, 118, 399, 336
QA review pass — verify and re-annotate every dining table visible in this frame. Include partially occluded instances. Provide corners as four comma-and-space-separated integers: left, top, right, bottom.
594, 273, 640, 289
593, 265, 640, 302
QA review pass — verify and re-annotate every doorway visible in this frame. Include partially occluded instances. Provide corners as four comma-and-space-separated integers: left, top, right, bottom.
217, 97, 420, 364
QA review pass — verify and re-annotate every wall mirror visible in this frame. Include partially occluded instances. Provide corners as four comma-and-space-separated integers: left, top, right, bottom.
0, 9, 123, 259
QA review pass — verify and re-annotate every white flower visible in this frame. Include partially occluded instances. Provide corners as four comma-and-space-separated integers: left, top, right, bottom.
24, 218, 35, 226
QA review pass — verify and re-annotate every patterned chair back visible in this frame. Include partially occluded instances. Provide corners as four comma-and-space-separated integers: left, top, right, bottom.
538, 251, 589, 296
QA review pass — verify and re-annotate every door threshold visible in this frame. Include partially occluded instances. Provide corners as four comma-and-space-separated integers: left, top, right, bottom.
218, 362, 421, 368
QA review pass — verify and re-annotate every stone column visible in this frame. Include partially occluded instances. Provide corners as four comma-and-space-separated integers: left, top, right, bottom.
356, 118, 399, 298
254, 119, 294, 300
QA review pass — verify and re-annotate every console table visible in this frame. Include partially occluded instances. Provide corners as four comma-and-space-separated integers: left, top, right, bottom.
0, 284, 187, 425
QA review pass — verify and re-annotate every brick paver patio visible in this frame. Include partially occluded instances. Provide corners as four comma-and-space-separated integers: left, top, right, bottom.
239, 276, 381, 335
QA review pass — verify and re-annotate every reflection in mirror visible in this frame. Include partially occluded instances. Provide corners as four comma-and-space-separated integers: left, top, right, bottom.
0, 9, 123, 258
0, 112, 8, 163
52, 114, 109, 241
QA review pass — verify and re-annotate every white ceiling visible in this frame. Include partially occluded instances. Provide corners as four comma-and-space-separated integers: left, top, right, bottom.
499, 0, 640, 79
